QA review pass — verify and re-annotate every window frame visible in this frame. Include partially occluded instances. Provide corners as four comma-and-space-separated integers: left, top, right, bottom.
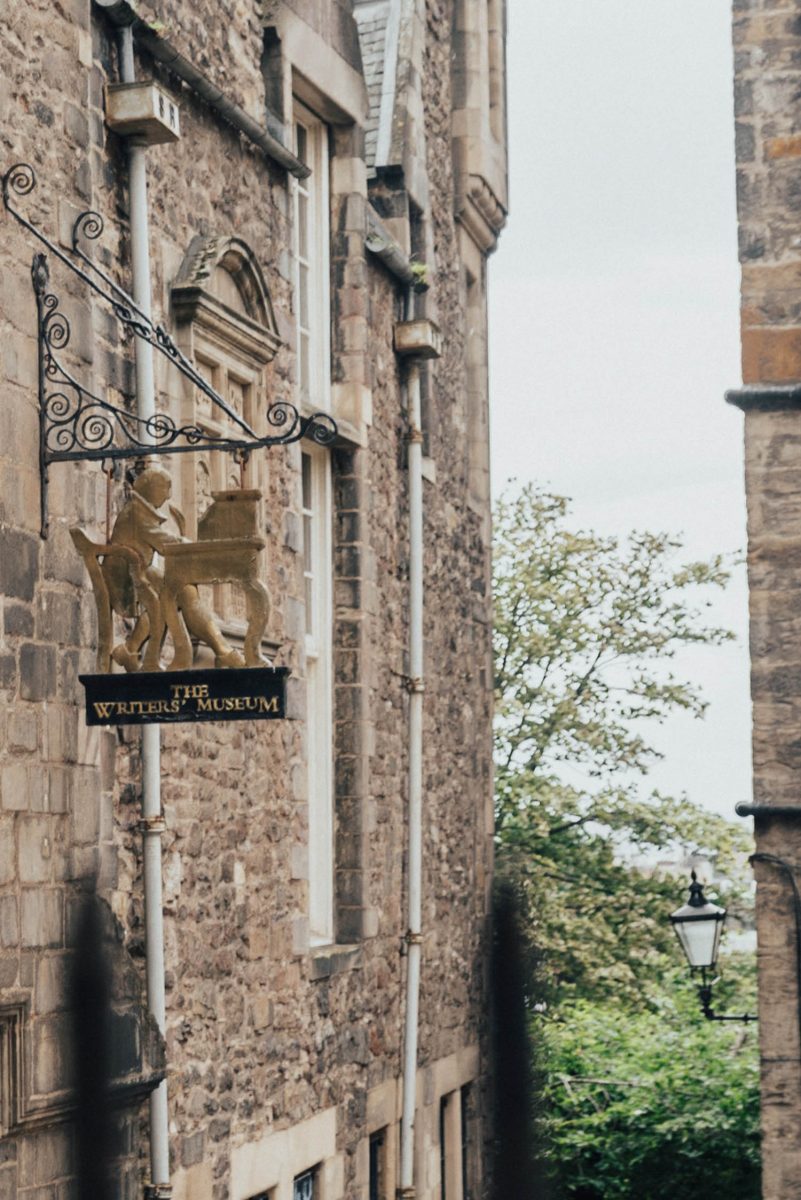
302, 444, 334, 946
293, 101, 331, 414
293, 1167, 318, 1200
369, 1128, 388, 1200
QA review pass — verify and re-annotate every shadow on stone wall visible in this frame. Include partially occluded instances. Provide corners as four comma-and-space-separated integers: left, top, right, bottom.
70, 887, 114, 1200
68, 884, 165, 1198
490, 879, 552, 1200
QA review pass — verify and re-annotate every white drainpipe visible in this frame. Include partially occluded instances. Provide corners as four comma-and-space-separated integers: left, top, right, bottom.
117, 25, 170, 1194
399, 345, 425, 1198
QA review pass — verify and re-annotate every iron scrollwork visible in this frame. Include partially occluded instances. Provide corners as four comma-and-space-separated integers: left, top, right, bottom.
3, 163, 338, 536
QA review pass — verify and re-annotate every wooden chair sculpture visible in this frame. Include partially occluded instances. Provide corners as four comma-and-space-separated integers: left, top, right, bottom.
69, 529, 163, 673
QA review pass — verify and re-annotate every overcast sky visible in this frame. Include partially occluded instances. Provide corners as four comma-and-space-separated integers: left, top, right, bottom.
488, 0, 750, 820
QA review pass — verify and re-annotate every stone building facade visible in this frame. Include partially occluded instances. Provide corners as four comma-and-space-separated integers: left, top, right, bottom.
0, 1, 506, 1198
730, 5, 801, 1197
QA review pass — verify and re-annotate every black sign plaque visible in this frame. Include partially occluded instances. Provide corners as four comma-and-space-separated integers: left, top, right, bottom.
79, 667, 289, 727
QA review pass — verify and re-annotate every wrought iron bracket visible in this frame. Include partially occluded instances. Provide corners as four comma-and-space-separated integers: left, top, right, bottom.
694, 968, 757, 1025
2, 163, 338, 537
697, 982, 757, 1024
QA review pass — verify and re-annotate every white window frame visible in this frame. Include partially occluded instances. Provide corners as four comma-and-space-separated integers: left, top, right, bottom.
302, 445, 334, 945
293, 102, 331, 412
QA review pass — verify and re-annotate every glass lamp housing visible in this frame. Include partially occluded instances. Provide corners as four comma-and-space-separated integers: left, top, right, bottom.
670, 874, 726, 970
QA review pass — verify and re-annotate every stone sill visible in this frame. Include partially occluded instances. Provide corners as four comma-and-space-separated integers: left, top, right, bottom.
309, 942, 362, 981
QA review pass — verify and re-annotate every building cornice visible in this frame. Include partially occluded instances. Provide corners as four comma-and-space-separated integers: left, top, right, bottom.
726, 384, 801, 412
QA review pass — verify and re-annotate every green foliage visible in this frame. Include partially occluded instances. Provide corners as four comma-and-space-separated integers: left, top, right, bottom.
493, 484, 752, 1007
540, 963, 760, 1199
492, 484, 760, 1196
409, 260, 430, 291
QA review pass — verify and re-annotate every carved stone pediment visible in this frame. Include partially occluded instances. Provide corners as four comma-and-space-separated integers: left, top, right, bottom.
171, 235, 282, 365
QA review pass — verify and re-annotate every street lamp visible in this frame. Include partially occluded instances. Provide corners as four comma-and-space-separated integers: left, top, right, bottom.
669, 871, 757, 1024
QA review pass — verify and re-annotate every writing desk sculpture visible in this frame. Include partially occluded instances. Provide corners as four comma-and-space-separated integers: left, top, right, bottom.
162, 489, 269, 670
71, 467, 269, 673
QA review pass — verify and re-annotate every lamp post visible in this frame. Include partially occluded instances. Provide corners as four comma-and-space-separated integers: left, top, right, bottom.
669, 871, 757, 1024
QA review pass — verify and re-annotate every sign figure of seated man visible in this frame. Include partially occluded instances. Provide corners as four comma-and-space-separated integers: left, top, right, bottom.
104, 466, 244, 672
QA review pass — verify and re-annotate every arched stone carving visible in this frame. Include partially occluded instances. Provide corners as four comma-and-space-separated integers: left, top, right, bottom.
171, 235, 282, 365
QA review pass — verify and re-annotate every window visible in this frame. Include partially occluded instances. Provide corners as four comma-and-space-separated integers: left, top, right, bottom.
440, 1096, 448, 1200
294, 101, 334, 947
302, 446, 334, 944
460, 1085, 473, 1200
293, 1169, 316, 1200
293, 103, 331, 410
170, 236, 280, 647
369, 1129, 387, 1200
192, 349, 258, 627
440, 1090, 465, 1200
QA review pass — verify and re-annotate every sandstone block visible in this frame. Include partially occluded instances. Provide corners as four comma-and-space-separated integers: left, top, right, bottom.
20, 889, 63, 948
71, 767, 99, 845
37, 594, 80, 647
35, 954, 69, 1016
0, 654, 16, 691
4, 602, 34, 639
32, 1014, 72, 1095
2, 764, 30, 811
0, 817, 14, 884
18, 815, 56, 885
19, 644, 57, 703
0, 529, 38, 601
8, 708, 40, 754
0, 897, 19, 947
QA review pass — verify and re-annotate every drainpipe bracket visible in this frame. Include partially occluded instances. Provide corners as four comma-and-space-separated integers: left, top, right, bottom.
144, 1185, 173, 1200
139, 815, 167, 835
407, 427, 424, 446
397, 1189, 417, 1200
404, 930, 423, 947
403, 676, 425, 695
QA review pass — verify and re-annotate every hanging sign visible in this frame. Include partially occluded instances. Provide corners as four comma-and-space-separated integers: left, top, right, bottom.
79, 666, 289, 727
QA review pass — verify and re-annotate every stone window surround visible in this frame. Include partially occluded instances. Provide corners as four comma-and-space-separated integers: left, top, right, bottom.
277, 59, 381, 954
300, 436, 379, 964
451, 0, 509, 255
362, 1047, 481, 1199
288, 90, 377, 955
459, 232, 490, 526
0, 1000, 28, 1135
0, 997, 76, 1134
0, 992, 162, 1136
169, 234, 283, 656
230, 1105, 344, 1200
160, 130, 379, 962
265, 8, 375, 444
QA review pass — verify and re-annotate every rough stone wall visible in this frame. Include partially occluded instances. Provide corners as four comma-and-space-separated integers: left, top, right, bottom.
0, 1, 496, 1197
733, 4, 801, 1198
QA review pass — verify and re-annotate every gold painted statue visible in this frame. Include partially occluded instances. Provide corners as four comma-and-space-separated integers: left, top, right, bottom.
71, 465, 270, 673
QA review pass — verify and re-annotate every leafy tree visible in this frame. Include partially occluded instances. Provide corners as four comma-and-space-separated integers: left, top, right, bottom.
540, 960, 760, 1199
493, 484, 752, 1007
